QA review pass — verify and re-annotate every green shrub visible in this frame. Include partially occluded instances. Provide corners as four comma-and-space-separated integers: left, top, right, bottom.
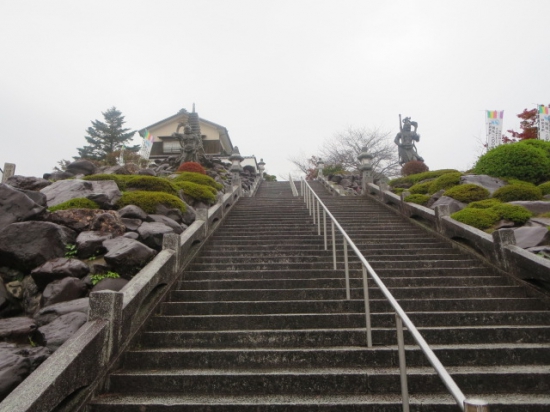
115, 191, 187, 214
443, 184, 489, 203
174, 181, 216, 204
84, 174, 178, 195
82, 174, 126, 188
538, 181, 550, 196
323, 164, 345, 175
409, 181, 433, 194
518, 139, 550, 158
428, 172, 462, 194
404, 194, 430, 205
473, 141, 550, 184
390, 169, 459, 189
451, 208, 500, 230
468, 198, 502, 209
492, 182, 543, 202
172, 172, 223, 191
49, 198, 100, 212
492, 203, 533, 225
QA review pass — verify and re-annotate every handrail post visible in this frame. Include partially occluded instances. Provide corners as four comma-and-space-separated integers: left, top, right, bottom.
396, 314, 410, 412
331, 220, 337, 270
362, 265, 372, 347
323, 210, 327, 250
343, 238, 350, 300
464, 400, 490, 411
312, 197, 316, 224
317, 199, 321, 235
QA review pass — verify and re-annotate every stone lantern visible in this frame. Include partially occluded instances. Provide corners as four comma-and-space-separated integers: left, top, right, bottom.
229, 147, 244, 193
258, 158, 266, 179
317, 159, 325, 178
357, 146, 374, 193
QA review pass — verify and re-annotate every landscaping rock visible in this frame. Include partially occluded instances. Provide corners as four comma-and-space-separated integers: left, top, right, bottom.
149, 214, 184, 234
40, 179, 121, 208
76, 231, 112, 259
0, 183, 46, 231
155, 204, 185, 224
121, 218, 142, 232
6, 175, 51, 191
33, 298, 89, 326
122, 232, 139, 240
91, 277, 128, 293
5, 281, 23, 300
41, 277, 87, 307
21, 276, 41, 317
65, 160, 97, 176
37, 312, 87, 351
460, 174, 506, 195
0, 344, 31, 401
30, 258, 90, 291
118, 205, 148, 220
181, 203, 196, 226
90, 212, 125, 236
509, 201, 550, 215
103, 237, 157, 279
512, 226, 550, 249
0, 318, 38, 343
0, 222, 76, 272
430, 196, 466, 213
525, 217, 550, 228
137, 222, 175, 250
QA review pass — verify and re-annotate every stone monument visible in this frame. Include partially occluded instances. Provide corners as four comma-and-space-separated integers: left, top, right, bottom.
394, 116, 424, 165
172, 122, 201, 165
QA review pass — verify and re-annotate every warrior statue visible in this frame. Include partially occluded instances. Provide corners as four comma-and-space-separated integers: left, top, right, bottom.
172, 122, 201, 165
394, 115, 424, 166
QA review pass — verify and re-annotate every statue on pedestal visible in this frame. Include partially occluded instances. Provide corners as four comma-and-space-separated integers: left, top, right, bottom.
394, 116, 424, 166
172, 122, 201, 165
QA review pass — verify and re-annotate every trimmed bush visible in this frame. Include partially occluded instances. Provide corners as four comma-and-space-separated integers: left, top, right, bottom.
83, 174, 178, 195
451, 208, 500, 230
492, 203, 533, 225
473, 141, 550, 184
428, 172, 462, 194
492, 182, 543, 202
409, 181, 433, 195
172, 172, 223, 191
83, 174, 127, 188
404, 194, 430, 205
49, 198, 100, 212
468, 198, 502, 209
390, 169, 459, 189
177, 162, 206, 174
443, 184, 489, 203
518, 139, 550, 158
115, 191, 186, 214
175, 181, 216, 204
538, 181, 550, 196
401, 161, 429, 176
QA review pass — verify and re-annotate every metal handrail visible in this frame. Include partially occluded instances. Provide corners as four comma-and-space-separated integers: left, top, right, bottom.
300, 178, 489, 412
288, 175, 299, 196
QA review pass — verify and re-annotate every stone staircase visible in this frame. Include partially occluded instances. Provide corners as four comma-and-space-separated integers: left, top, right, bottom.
87, 181, 550, 411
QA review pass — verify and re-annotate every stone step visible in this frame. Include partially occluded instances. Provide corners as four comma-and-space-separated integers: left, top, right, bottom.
198, 246, 459, 256
137, 325, 550, 348
161, 297, 544, 316
146, 311, 550, 331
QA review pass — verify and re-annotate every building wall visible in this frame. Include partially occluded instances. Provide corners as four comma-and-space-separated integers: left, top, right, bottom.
149, 117, 221, 142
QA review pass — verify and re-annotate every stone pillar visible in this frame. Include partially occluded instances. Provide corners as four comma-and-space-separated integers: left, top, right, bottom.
89, 290, 124, 362
492, 229, 516, 271
378, 182, 389, 201
162, 233, 182, 275
1, 163, 16, 183
196, 208, 209, 237
434, 204, 451, 235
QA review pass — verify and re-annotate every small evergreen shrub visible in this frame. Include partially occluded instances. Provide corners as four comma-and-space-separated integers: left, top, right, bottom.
172, 172, 223, 190
175, 181, 216, 204
473, 141, 550, 184
518, 139, 550, 158
492, 182, 543, 202
177, 162, 206, 174
451, 208, 500, 230
401, 161, 429, 176
323, 164, 345, 175
82, 174, 126, 188
84, 174, 178, 195
115, 191, 187, 214
492, 203, 533, 225
90, 271, 121, 286
390, 169, 459, 189
404, 194, 430, 205
538, 181, 550, 196
49, 198, 100, 212
409, 181, 433, 195
428, 172, 462, 194
468, 198, 502, 209
443, 184, 489, 203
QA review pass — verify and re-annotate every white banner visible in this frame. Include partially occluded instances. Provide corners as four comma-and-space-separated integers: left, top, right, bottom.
539, 105, 550, 141
486, 110, 504, 149
139, 130, 155, 160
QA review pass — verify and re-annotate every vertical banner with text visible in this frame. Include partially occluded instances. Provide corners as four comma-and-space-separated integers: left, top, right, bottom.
539, 105, 550, 141
139, 129, 155, 160
486, 110, 504, 150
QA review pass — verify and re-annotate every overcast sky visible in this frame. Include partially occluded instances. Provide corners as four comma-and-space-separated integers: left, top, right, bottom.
1, 0, 549, 180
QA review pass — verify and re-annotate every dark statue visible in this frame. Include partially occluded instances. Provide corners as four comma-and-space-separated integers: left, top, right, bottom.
394, 116, 424, 166
172, 122, 202, 165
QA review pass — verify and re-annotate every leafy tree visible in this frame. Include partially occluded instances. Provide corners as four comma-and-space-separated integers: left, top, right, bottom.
76, 107, 139, 160
503, 104, 549, 142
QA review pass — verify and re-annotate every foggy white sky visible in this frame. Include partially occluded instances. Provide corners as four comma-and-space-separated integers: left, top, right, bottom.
1, 0, 549, 180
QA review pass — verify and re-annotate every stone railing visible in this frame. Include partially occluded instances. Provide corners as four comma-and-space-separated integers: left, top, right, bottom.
246, 174, 262, 197
0, 183, 247, 412
363, 182, 550, 287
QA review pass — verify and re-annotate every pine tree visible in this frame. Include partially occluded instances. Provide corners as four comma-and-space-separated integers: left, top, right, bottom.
76, 107, 139, 160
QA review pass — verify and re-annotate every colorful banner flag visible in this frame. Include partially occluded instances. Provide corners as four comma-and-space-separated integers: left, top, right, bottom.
539, 105, 550, 141
486, 110, 504, 149
139, 129, 155, 160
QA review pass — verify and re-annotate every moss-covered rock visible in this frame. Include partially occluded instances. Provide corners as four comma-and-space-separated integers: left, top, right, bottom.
48, 198, 100, 212
468, 198, 502, 209
404, 194, 430, 205
115, 191, 186, 214
83, 174, 178, 196
443, 184, 489, 203
390, 169, 459, 189
451, 208, 500, 230
492, 182, 543, 202
428, 172, 462, 194
409, 181, 433, 195
174, 181, 216, 204
492, 203, 533, 225
172, 172, 223, 191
